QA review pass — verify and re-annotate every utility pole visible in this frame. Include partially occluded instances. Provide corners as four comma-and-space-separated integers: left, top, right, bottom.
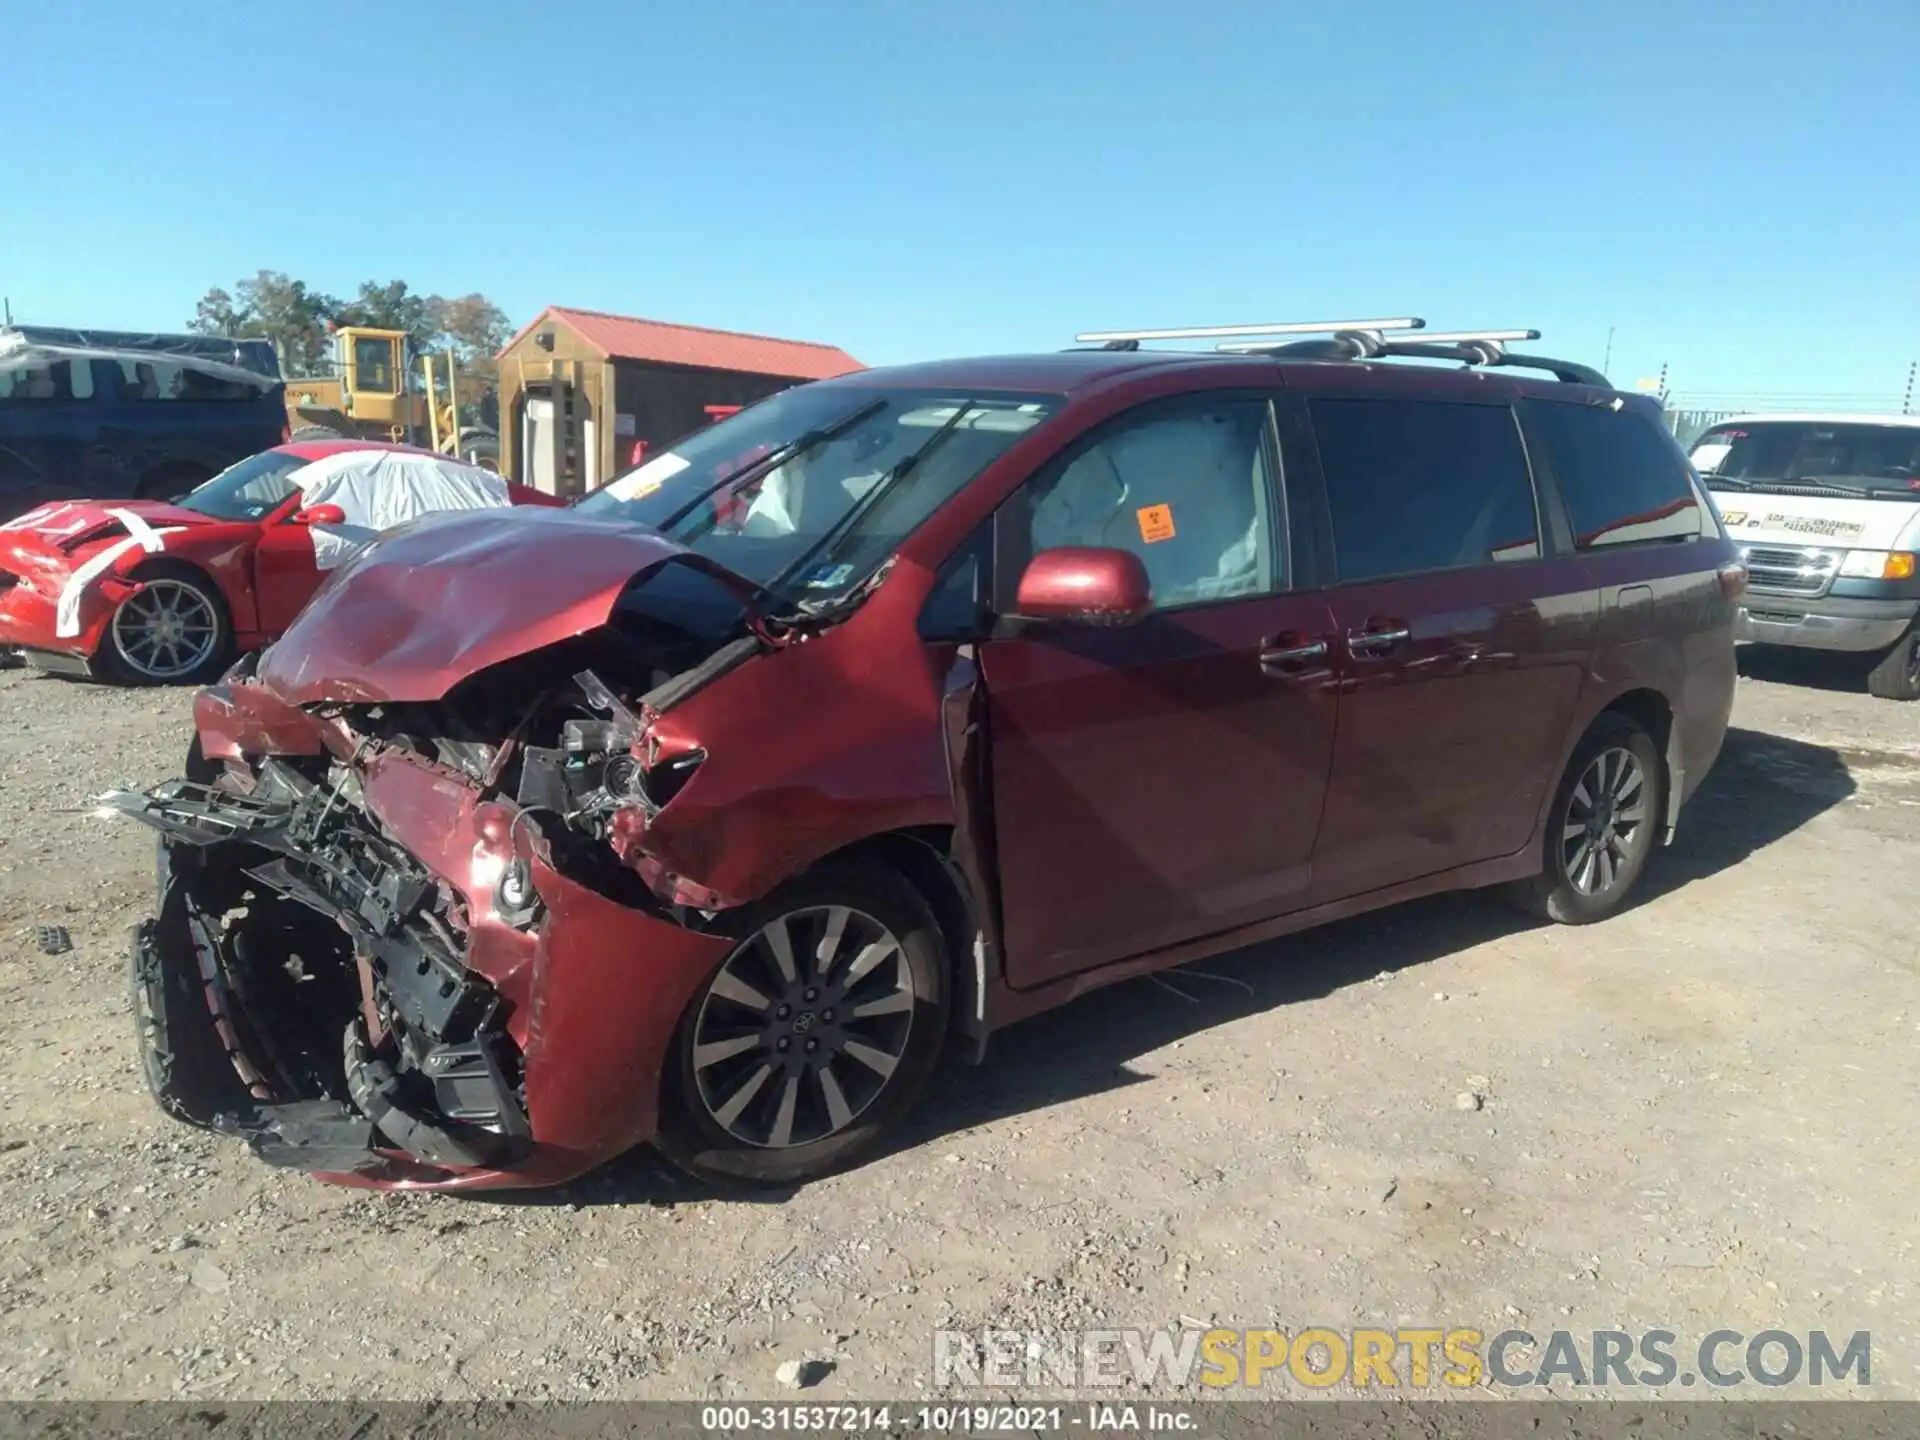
2, 297, 12, 326
1904, 359, 1915, 415
1602, 326, 1616, 380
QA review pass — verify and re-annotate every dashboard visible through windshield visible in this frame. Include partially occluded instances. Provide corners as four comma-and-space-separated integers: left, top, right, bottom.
1692, 421, 1920, 498
575, 386, 1062, 607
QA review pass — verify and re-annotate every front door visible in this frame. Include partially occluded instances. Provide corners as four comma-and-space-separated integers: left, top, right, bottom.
980, 392, 1340, 989
1295, 393, 1594, 901
250, 513, 321, 637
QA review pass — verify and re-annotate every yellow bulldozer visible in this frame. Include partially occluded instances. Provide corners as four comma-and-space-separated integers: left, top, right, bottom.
281, 325, 500, 469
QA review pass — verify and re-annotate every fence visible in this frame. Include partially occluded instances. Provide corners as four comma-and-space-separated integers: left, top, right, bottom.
1661, 388, 1915, 449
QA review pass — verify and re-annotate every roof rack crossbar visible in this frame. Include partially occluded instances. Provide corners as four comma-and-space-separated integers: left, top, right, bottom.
1210, 327, 1607, 387
1075, 317, 1426, 345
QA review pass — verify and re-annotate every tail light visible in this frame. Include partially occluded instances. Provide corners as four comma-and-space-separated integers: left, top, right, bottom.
1717, 562, 1749, 599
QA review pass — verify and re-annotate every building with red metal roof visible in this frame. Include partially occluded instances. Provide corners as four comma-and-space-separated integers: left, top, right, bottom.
496, 307, 863, 495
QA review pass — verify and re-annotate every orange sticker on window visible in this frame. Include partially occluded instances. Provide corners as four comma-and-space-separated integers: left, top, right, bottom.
1136, 504, 1176, 543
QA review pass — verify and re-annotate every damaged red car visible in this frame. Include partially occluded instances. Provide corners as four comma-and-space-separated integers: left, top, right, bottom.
107, 327, 1741, 1191
0, 440, 555, 683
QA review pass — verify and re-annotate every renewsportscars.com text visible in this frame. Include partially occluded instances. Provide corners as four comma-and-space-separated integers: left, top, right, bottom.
933, 1326, 1871, 1391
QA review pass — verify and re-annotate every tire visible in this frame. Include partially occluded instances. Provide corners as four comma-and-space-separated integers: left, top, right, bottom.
1866, 620, 1920, 701
1503, 713, 1665, 925
655, 860, 951, 1189
288, 425, 343, 443
96, 560, 233, 686
454, 429, 499, 470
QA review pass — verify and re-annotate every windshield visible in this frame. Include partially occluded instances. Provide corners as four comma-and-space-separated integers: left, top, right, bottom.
175, 449, 312, 521
1692, 422, 1920, 498
576, 385, 1062, 606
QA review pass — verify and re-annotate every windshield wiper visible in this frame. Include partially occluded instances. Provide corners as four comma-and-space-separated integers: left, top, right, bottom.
762, 402, 980, 628
1702, 475, 1748, 489
654, 397, 888, 534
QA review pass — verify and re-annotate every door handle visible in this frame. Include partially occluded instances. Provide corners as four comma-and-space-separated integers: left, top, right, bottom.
1346, 625, 1411, 658
1259, 639, 1329, 675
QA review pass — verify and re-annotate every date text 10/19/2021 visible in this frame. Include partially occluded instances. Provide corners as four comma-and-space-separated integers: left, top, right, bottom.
701, 1406, 1196, 1432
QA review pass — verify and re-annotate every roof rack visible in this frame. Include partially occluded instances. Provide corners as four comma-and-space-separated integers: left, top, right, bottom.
1070, 318, 1608, 386
1075, 317, 1425, 350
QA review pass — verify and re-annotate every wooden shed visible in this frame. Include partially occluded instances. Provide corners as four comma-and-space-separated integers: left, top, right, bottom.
495, 306, 863, 496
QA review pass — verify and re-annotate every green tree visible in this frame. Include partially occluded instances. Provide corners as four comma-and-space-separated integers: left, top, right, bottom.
189, 287, 248, 337
336, 279, 437, 357
186, 270, 338, 375
187, 273, 516, 389
429, 293, 511, 364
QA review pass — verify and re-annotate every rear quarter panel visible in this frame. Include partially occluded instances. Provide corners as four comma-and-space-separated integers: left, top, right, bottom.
1571, 542, 1739, 814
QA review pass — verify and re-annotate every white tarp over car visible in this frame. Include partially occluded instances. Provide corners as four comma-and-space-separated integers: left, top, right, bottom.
292, 450, 514, 569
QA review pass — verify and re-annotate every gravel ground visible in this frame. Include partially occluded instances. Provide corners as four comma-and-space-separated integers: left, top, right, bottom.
0, 647, 1915, 1402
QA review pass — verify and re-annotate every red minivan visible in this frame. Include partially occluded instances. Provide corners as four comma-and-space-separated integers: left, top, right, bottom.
113, 322, 1742, 1191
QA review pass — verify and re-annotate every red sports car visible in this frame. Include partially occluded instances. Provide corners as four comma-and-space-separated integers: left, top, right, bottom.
0, 439, 558, 683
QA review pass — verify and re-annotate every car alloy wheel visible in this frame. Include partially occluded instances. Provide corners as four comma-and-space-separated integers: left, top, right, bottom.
1561, 745, 1648, 897
110, 579, 221, 682
690, 905, 918, 1150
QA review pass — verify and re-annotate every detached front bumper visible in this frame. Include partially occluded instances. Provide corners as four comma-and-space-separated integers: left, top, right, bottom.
1735, 594, 1920, 652
121, 692, 731, 1192
0, 577, 105, 673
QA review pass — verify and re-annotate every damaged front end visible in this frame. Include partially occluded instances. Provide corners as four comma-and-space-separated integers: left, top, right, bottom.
112, 586, 759, 1188
109, 501, 957, 1189
120, 756, 532, 1176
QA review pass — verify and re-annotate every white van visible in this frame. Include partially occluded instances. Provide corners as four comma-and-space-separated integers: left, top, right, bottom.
1690, 413, 1920, 700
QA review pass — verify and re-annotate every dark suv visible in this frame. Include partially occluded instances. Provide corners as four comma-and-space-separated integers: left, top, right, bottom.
0, 326, 287, 522
114, 320, 1743, 1192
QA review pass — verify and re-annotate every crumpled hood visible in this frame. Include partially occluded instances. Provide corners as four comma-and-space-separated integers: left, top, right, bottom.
0, 499, 219, 575
256, 506, 753, 705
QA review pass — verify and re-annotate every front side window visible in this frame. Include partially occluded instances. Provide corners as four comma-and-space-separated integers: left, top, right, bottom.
1020, 396, 1281, 610
175, 450, 312, 521
1532, 401, 1702, 548
353, 336, 398, 394
577, 385, 1061, 610
1311, 397, 1540, 582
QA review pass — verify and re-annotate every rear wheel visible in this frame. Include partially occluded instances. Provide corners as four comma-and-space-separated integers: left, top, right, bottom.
1866, 620, 1920, 701
1504, 713, 1665, 924
656, 862, 950, 1189
98, 561, 232, 685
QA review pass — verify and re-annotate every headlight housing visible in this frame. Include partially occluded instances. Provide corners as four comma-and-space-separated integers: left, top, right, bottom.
1838, 550, 1918, 580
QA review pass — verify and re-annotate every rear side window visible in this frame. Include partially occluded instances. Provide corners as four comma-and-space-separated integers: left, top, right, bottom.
1310, 398, 1539, 583
117, 359, 262, 402
1532, 402, 1701, 549
0, 359, 95, 403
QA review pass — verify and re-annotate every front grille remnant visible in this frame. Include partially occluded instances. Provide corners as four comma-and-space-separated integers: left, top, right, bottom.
1742, 545, 1840, 598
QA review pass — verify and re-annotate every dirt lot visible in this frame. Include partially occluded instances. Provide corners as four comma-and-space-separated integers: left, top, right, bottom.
0, 650, 1915, 1402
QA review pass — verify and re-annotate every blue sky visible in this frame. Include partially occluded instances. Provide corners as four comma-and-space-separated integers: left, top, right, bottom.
3, 0, 1915, 404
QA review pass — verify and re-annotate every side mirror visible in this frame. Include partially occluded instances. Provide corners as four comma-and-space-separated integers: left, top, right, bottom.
1014, 547, 1152, 625
291, 502, 347, 527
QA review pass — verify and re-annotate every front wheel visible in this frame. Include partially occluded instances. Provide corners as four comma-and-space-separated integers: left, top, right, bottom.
1504, 714, 1665, 924
98, 561, 232, 685
1866, 620, 1920, 701
656, 862, 950, 1189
